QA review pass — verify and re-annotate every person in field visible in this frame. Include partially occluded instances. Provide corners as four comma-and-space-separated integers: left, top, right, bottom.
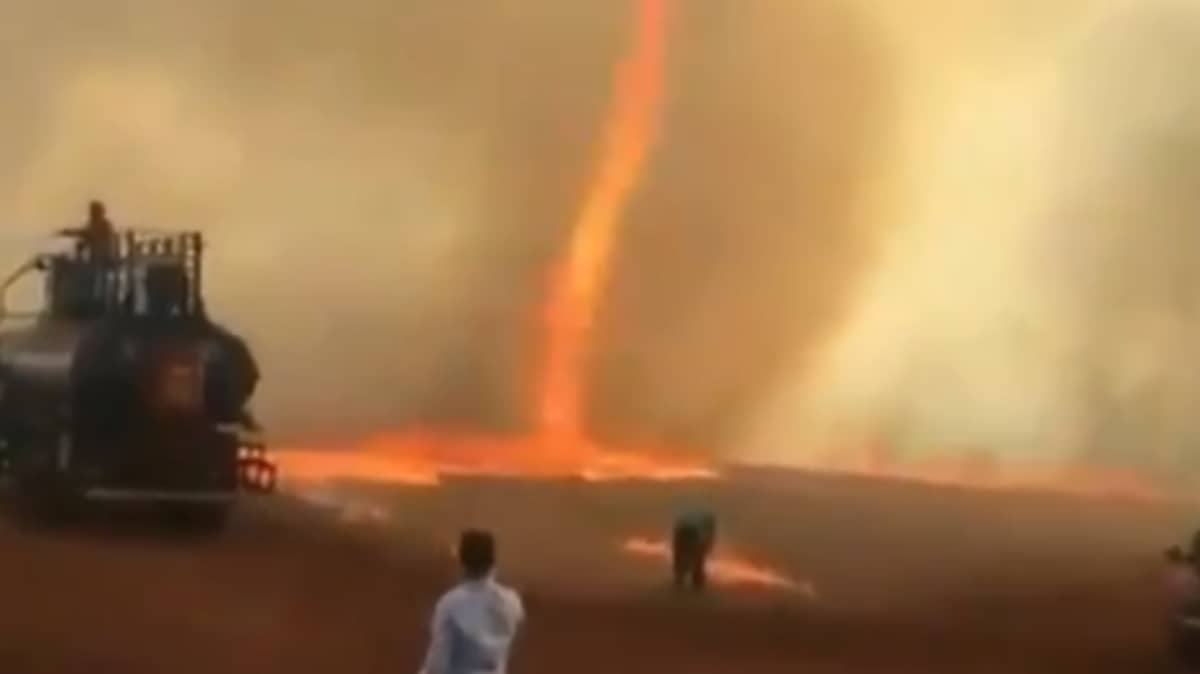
672, 508, 716, 592
1165, 531, 1200, 669
419, 529, 525, 674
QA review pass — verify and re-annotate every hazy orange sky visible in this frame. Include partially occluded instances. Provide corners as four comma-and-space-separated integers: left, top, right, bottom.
0, 0, 1197, 483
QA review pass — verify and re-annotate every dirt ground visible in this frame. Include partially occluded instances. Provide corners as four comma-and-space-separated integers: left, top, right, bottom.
0, 467, 1194, 673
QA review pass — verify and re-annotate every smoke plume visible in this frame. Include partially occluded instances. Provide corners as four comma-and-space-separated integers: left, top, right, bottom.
0, 1, 891, 453
746, 0, 1200, 488
14, 0, 1197, 484
590, 1, 894, 452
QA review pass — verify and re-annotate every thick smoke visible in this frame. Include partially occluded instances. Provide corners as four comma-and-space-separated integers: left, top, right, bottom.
0, 0, 622, 442
1055, 1, 1200, 485
0, 1, 889, 450
590, 1, 894, 452
746, 0, 1200, 487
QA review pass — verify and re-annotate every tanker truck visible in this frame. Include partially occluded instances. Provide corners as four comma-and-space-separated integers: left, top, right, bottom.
0, 215, 275, 531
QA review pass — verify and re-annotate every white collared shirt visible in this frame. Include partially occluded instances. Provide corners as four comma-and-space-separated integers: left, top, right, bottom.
419, 576, 524, 674
1168, 563, 1200, 609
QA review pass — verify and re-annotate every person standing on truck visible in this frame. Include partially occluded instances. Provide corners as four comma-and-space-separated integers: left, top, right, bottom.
419, 529, 525, 674
58, 200, 118, 261
56, 200, 119, 309
672, 508, 716, 592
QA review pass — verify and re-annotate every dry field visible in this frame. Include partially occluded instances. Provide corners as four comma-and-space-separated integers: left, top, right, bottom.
0, 467, 1192, 673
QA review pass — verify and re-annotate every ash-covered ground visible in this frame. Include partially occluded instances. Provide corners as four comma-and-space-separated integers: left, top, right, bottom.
0, 467, 1191, 673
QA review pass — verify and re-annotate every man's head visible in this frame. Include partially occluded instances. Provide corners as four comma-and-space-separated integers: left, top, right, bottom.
1169, 545, 1187, 563
88, 200, 106, 220
458, 529, 496, 579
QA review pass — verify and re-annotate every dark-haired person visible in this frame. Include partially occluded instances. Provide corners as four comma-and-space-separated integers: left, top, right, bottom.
419, 530, 525, 674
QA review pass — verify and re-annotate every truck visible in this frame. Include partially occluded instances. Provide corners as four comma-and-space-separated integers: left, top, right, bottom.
0, 214, 275, 531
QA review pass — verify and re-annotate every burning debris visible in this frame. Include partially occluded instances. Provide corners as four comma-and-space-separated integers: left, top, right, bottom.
622, 537, 817, 598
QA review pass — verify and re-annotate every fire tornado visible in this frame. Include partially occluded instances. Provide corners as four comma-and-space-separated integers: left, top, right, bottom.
538, 0, 669, 447
270, 0, 1176, 502
279, 0, 715, 486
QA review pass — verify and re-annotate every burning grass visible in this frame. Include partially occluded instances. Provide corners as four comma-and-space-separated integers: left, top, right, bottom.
276, 430, 718, 487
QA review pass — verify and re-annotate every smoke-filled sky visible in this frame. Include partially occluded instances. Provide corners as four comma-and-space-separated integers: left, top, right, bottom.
746, 0, 1200, 486
1, 0, 1198, 481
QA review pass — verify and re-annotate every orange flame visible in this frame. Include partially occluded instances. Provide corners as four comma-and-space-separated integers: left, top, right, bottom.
276, 0, 712, 487
538, 0, 670, 445
277, 430, 716, 487
621, 536, 817, 598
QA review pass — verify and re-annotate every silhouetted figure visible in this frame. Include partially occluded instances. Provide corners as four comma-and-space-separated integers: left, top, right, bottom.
419, 530, 525, 674
53, 200, 120, 311
1166, 530, 1200, 669
58, 200, 117, 261
672, 509, 716, 592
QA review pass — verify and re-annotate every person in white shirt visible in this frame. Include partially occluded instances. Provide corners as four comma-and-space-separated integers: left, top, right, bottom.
1167, 546, 1200, 609
419, 530, 524, 674
1166, 537, 1200, 669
